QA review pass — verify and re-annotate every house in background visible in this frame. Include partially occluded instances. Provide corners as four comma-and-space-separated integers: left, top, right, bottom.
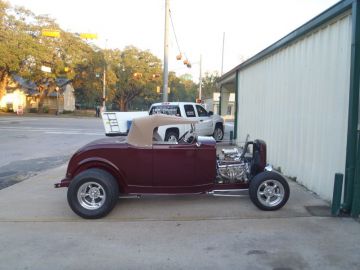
0, 76, 76, 113
42, 80, 76, 113
203, 92, 235, 121
0, 76, 38, 113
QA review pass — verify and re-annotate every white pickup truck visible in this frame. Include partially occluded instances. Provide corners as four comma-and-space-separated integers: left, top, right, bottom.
149, 102, 224, 141
102, 102, 224, 141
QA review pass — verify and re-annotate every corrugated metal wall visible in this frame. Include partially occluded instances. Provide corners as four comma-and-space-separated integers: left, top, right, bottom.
237, 12, 352, 200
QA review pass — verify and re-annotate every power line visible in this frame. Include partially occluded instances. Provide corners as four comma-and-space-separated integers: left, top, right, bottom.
169, 8, 190, 67
169, 9, 182, 56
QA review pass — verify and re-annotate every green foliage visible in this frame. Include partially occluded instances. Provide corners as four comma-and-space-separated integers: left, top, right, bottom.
201, 71, 220, 99
168, 72, 197, 102
106, 46, 162, 111
42, 106, 49, 113
28, 108, 38, 113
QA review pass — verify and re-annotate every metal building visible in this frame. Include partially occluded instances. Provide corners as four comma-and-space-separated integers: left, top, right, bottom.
217, 0, 360, 217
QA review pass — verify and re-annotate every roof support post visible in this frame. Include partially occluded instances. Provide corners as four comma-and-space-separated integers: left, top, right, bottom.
219, 86, 222, 115
343, 0, 360, 214
351, 132, 360, 217
234, 71, 239, 140
350, 0, 360, 218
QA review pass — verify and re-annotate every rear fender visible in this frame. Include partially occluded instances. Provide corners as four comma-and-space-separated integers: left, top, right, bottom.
73, 157, 127, 192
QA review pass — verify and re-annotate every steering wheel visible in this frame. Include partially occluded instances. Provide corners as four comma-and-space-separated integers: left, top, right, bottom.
186, 135, 196, 144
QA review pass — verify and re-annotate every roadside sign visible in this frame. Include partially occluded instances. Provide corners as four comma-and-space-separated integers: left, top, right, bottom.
79, 33, 98, 39
41, 66, 52, 73
41, 29, 60, 38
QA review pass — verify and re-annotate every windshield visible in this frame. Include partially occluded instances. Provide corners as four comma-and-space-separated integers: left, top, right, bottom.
149, 105, 181, 116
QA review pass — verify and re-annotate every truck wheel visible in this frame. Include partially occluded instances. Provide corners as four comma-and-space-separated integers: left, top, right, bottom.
67, 168, 119, 219
213, 124, 224, 141
165, 131, 179, 142
249, 171, 290, 211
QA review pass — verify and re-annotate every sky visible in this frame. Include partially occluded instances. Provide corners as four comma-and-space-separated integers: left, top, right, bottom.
8, 0, 339, 80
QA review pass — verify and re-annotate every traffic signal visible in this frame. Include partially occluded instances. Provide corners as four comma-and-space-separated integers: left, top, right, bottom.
155, 86, 170, 94
41, 29, 60, 38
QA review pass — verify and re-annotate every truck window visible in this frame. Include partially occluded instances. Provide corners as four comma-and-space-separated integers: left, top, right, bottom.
196, 105, 208, 117
184, 104, 196, 117
149, 105, 181, 116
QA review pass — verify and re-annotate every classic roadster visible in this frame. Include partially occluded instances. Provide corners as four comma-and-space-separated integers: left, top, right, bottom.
55, 114, 290, 219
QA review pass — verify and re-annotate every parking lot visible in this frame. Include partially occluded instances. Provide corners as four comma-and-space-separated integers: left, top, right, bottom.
0, 115, 359, 270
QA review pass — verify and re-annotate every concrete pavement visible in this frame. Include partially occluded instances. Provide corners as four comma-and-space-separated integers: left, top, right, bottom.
0, 164, 359, 270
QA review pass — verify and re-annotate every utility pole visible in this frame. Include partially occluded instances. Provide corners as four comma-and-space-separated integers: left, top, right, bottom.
199, 54, 202, 100
56, 86, 59, 115
103, 66, 106, 110
162, 0, 170, 102
221, 32, 225, 75
102, 39, 108, 111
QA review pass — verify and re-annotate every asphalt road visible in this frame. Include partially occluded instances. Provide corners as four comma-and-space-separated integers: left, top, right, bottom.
0, 115, 105, 189
0, 115, 234, 189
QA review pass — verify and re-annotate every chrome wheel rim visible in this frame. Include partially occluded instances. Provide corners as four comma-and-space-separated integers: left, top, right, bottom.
257, 179, 285, 207
77, 182, 106, 210
168, 135, 178, 142
214, 128, 223, 140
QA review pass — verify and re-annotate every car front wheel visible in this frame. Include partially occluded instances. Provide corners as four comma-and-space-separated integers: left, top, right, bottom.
67, 168, 119, 219
249, 171, 290, 211
213, 125, 224, 141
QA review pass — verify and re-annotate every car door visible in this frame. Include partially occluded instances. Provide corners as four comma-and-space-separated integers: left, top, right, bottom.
152, 143, 197, 189
195, 105, 213, 136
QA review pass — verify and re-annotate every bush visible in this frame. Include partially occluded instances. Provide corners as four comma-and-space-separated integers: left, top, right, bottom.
29, 108, 38, 113
43, 106, 49, 113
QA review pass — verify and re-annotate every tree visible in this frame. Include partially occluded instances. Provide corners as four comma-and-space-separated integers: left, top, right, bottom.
0, 0, 99, 107
0, 2, 50, 99
72, 50, 106, 107
168, 72, 197, 102
109, 46, 162, 111
201, 71, 220, 99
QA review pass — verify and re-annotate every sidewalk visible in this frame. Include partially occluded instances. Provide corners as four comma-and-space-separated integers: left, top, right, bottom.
0, 165, 359, 269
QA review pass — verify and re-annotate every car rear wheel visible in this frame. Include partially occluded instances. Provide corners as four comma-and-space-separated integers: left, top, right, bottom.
67, 168, 119, 219
213, 124, 224, 141
249, 171, 290, 211
165, 130, 179, 142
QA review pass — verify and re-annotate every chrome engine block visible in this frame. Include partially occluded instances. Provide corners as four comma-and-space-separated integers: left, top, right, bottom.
216, 148, 251, 184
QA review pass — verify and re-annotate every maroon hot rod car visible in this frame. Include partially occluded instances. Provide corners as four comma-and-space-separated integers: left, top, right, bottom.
55, 114, 290, 219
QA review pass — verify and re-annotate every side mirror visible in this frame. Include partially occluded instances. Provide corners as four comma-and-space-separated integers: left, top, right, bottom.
208, 111, 214, 116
